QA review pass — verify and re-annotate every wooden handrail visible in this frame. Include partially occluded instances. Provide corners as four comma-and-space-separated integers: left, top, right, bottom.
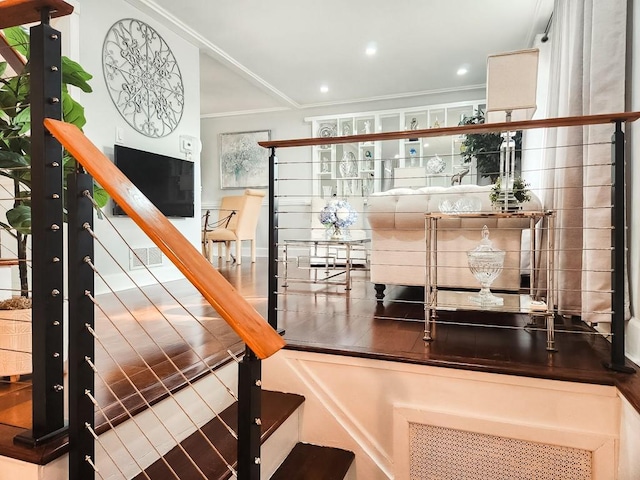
0, 0, 74, 29
44, 119, 285, 359
0, 31, 26, 72
259, 111, 640, 149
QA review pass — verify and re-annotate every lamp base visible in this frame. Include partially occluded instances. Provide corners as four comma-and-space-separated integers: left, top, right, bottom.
494, 190, 521, 212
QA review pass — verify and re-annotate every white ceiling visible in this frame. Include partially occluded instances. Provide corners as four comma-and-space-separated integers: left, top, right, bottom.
129, 0, 554, 117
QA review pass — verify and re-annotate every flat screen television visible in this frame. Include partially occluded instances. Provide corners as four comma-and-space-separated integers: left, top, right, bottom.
112, 145, 195, 218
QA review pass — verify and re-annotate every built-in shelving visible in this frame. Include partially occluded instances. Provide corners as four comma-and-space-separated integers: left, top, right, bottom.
306, 100, 485, 199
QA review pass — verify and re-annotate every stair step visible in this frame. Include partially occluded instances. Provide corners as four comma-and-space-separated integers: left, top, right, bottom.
270, 442, 355, 480
134, 390, 304, 480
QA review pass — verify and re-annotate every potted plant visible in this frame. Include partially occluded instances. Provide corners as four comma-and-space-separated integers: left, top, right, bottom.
489, 176, 532, 210
459, 108, 522, 183
0, 26, 107, 303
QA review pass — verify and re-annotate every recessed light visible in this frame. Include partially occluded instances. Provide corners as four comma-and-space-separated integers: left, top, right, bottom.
457, 67, 468, 76
320, 85, 329, 93
365, 45, 377, 56
423, 142, 429, 148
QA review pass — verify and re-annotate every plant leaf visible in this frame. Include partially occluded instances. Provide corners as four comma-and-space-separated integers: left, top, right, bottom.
0, 150, 29, 168
6, 204, 31, 235
13, 106, 30, 134
61, 57, 93, 93
62, 91, 86, 129
2, 27, 29, 58
92, 185, 109, 208
0, 62, 6, 77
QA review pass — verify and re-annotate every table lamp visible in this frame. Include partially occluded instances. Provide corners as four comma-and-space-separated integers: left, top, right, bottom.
486, 48, 539, 210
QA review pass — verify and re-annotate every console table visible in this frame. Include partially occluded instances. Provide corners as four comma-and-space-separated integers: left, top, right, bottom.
424, 210, 556, 351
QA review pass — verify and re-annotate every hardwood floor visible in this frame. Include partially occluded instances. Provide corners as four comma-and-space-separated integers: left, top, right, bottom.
0, 256, 638, 465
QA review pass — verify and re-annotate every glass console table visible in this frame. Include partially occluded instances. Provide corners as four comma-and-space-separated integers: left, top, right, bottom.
282, 237, 370, 291
424, 210, 556, 351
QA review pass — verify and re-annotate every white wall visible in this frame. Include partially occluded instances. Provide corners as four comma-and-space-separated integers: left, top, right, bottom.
73, 0, 201, 293
618, 396, 640, 480
200, 88, 485, 258
264, 350, 620, 480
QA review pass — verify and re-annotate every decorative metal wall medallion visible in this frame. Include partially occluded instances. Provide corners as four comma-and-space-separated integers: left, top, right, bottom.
102, 19, 184, 138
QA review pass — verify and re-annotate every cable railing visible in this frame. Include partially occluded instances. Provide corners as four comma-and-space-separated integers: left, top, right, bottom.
261, 110, 640, 372
1, 2, 283, 479
47, 117, 283, 479
3, 2, 640, 478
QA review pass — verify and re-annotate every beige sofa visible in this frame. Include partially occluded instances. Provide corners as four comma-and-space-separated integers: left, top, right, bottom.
366, 184, 542, 300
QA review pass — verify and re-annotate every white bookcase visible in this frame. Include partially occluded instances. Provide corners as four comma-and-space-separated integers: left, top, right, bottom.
306, 100, 485, 199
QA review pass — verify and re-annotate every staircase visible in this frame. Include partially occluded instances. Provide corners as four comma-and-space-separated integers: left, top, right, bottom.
133, 387, 355, 480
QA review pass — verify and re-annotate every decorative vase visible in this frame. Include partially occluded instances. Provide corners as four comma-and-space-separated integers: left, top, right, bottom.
339, 152, 357, 178
330, 225, 349, 240
467, 226, 505, 307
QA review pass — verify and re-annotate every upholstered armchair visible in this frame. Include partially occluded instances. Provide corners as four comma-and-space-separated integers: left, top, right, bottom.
204, 189, 265, 265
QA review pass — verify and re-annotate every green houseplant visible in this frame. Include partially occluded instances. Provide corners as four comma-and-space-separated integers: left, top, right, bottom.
0, 26, 107, 299
459, 108, 522, 183
489, 176, 532, 208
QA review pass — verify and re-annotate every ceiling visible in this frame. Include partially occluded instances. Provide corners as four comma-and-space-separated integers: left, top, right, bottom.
129, 0, 554, 117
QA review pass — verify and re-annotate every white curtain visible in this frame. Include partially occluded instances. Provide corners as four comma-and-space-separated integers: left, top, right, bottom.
542, 0, 627, 323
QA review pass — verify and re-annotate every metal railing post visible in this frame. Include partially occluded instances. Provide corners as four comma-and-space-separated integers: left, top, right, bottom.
606, 120, 635, 373
237, 347, 262, 479
68, 173, 96, 480
16, 7, 67, 445
268, 147, 279, 330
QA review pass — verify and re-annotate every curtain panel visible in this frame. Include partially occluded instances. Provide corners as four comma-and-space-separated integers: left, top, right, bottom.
542, 0, 628, 324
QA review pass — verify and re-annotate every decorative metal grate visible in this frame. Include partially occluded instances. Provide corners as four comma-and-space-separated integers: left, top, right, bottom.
130, 246, 164, 270
409, 423, 591, 480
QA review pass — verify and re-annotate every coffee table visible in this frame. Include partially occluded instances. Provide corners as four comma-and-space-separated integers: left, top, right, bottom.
282, 237, 370, 290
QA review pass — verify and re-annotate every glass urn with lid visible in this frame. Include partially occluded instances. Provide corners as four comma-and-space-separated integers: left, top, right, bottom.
467, 225, 505, 307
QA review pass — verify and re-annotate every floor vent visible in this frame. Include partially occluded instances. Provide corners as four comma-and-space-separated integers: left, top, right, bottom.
130, 247, 164, 270
409, 423, 592, 480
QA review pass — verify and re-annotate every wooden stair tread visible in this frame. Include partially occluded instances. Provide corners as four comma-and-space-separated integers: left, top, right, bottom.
270, 442, 355, 480
0, 0, 74, 29
134, 390, 304, 480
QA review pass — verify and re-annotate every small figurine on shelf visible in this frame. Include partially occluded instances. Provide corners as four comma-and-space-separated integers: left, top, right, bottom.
450, 166, 470, 185
409, 148, 418, 167
363, 120, 371, 135
409, 117, 418, 130
363, 150, 373, 170
362, 173, 374, 197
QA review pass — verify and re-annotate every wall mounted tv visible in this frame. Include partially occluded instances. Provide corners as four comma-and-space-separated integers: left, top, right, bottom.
112, 145, 195, 218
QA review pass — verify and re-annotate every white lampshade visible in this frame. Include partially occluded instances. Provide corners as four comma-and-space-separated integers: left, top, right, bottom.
486, 48, 539, 123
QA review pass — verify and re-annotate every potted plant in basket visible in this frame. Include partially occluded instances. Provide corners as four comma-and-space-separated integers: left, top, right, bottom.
0, 296, 32, 380
0, 26, 107, 307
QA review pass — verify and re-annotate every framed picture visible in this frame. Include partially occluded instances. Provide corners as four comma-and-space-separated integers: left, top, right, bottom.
219, 130, 271, 189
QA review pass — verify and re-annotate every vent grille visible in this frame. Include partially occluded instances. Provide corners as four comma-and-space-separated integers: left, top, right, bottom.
409, 423, 591, 480
129, 247, 164, 270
